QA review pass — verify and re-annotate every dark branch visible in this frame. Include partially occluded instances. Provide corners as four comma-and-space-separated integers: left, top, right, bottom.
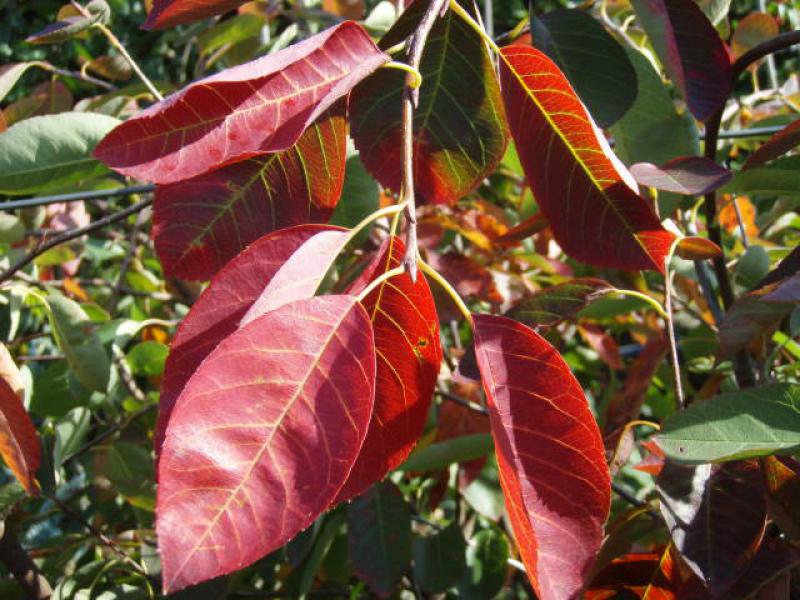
0, 184, 156, 211
0, 524, 52, 599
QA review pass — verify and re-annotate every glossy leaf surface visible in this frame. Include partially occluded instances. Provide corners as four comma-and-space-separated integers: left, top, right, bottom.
631, 0, 731, 121
155, 225, 340, 455
351, 0, 508, 205
95, 22, 388, 184
530, 8, 637, 127
499, 45, 674, 273
0, 378, 41, 495
157, 295, 376, 592
347, 481, 411, 598
152, 108, 346, 280
473, 314, 610, 600
657, 384, 800, 463
630, 156, 732, 195
145, 0, 247, 29
657, 461, 767, 595
335, 237, 441, 502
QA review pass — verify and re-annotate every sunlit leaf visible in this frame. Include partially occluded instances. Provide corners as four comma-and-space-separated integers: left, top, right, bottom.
630, 156, 731, 195
95, 22, 388, 184
0, 62, 45, 103
152, 108, 346, 280
351, 0, 508, 205
631, 0, 731, 121
335, 237, 441, 501
145, 0, 248, 29
674, 236, 722, 260
530, 8, 637, 127
157, 295, 376, 592
473, 314, 610, 599
498, 45, 675, 273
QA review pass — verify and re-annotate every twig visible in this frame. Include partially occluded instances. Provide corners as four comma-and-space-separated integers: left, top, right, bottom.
0, 198, 154, 285
107, 206, 149, 312
0, 185, 156, 212
730, 196, 750, 249
0, 524, 52, 599
43, 65, 114, 91
63, 403, 156, 464
663, 268, 684, 409
400, 0, 450, 281
436, 389, 488, 415
111, 345, 147, 403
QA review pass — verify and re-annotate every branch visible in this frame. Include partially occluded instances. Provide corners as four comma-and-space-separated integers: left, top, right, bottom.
0, 523, 52, 599
400, 0, 450, 281
0, 197, 153, 286
0, 184, 156, 211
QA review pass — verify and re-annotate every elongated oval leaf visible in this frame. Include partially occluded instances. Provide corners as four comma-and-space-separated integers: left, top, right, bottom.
155, 224, 342, 454
506, 278, 614, 328
0, 112, 119, 195
530, 9, 637, 128
630, 156, 732, 195
657, 461, 767, 595
152, 108, 346, 280
724, 155, 800, 197
0, 62, 46, 103
400, 434, 493, 472
473, 314, 611, 600
157, 295, 376, 592
95, 22, 388, 184
657, 384, 800, 463
145, 0, 247, 30
347, 481, 411, 598
744, 118, 800, 168
335, 237, 442, 502
498, 45, 674, 273
0, 378, 41, 495
631, 0, 731, 122
351, 0, 508, 205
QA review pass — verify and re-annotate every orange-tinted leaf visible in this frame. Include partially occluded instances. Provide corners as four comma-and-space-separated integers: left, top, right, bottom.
587, 547, 678, 599
323, 0, 365, 19
335, 237, 441, 502
498, 45, 674, 273
732, 13, 779, 60
744, 118, 800, 168
657, 461, 767, 596
157, 295, 376, 592
152, 108, 346, 280
762, 456, 800, 542
718, 194, 757, 237
634, 439, 666, 476
674, 236, 722, 260
494, 212, 549, 244
473, 314, 610, 600
351, 0, 508, 205
0, 377, 40, 495
155, 225, 341, 455
145, 0, 248, 29
95, 22, 387, 184
631, 0, 731, 121
630, 156, 732, 195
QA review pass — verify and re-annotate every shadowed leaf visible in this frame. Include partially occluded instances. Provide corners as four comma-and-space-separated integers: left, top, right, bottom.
95, 22, 387, 184
145, 0, 248, 30
631, 0, 731, 121
350, 0, 508, 205
657, 383, 800, 463
155, 225, 342, 455
744, 119, 800, 169
335, 237, 441, 502
347, 481, 411, 598
506, 278, 614, 328
762, 456, 800, 543
413, 523, 468, 593
473, 314, 610, 600
152, 107, 346, 280
530, 8, 637, 128
630, 156, 732, 195
726, 538, 800, 599
157, 295, 376, 592
722, 156, 800, 196
498, 45, 675, 273
587, 547, 678, 599
657, 460, 767, 596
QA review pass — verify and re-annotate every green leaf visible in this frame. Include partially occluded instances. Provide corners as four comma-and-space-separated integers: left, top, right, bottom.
53, 407, 91, 466
329, 155, 380, 231
531, 8, 637, 128
347, 481, 411, 598
0, 112, 120, 195
413, 523, 467, 593
44, 293, 111, 392
98, 442, 155, 510
399, 433, 493, 472
30, 361, 88, 418
0, 62, 46, 103
722, 156, 800, 197
197, 14, 264, 57
0, 213, 25, 244
658, 384, 800, 463
126, 341, 168, 377
457, 528, 509, 600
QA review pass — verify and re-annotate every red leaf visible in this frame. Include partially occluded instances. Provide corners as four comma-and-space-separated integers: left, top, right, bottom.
155, 224, 342, 456
152, 108, 347, 280
334, 237, 441, 502
473, 314, 611, 600
145, 0, 247, 29
0, 377, 41, 495
630, 156, 732, 195
498, 45, 674, 273
578, 324, 624, 370
745, 118, 800, 169
674, 236, 722, 261
630, 0, 731, 121
157, 295, 376, 592
587, 547, 678, 599
94, 22, 388, 184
